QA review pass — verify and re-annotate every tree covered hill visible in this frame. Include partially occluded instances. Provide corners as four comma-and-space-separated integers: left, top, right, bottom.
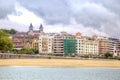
1, 29, 17, 35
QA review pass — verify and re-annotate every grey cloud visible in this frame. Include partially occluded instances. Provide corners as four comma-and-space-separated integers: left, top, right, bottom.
67, 0, 120, 38
18, 0, 71, 24
0, 0, 16, 18
0, 0, 120, 38
93, 0, 120, 14
71, 2, 118, 28
17, 0, 120, 24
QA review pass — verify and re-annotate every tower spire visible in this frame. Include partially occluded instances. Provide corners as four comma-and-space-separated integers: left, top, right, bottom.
39, 24, 43, 33
29, 23, 33, 31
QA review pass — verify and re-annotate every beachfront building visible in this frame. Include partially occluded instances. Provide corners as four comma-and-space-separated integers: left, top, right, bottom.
12, 23, 44, 50
107, 38, 120, 56
113, 40, 120, 56
76, 32, 99, 56
98, 36, 109, 55
108, 38, 118, 55
53, 32, 65, 56
53, 32, 72, 56
39, 33, 54, 55
63, 37, 76, 56
12, 23, 120, 57
32, 40, 39, 49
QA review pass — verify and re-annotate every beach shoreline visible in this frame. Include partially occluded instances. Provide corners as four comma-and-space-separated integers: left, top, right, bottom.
0, 59, 120, 68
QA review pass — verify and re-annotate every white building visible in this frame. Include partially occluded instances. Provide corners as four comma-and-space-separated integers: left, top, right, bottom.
116, 41, 120, 56
76, 32, 99, 56
39, 34, 54, 55
108, 38, 118, 54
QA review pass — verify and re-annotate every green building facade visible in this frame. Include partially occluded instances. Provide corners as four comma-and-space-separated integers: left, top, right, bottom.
63, 39, 77, 56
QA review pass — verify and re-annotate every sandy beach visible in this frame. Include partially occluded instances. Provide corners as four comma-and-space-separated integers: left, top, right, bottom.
0, 59, 120, 68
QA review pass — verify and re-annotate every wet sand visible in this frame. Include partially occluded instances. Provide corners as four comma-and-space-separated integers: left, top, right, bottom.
0, 59, 120, 68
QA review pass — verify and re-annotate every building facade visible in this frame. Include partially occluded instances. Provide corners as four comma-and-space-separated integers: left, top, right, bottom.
53, 32, 73, 56
39, 34, 54, 55
64, 39, 76, 56
12, 24, 120, 57
53, 33, 64, 56
98, 36, 109, 55
76, 32, 99, 56
12, 23, 43, 50
108, 38, 118, 55
115, 40, 120, 56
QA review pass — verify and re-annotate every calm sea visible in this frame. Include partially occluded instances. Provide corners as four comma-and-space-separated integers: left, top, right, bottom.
0, 66, 120, 80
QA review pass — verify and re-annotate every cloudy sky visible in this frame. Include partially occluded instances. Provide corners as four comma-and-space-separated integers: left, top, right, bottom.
0, 0, 120, 38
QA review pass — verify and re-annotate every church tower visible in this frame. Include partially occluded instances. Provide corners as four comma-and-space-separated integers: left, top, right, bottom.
29, 23, 33, 31
28, 23, 34, 35
39, 24, 44, 33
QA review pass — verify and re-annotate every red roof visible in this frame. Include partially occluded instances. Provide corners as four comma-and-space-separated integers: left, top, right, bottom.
76, 32, 81, 35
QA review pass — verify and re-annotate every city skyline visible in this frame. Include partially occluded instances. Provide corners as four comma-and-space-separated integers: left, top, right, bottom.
11, 24, 120, 57
0, 0, 120, 38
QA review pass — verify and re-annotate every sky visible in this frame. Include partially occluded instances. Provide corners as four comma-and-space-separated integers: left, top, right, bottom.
0, 0, 120, 38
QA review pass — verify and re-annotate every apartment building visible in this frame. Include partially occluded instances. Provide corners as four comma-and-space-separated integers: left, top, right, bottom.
98, 36, 109, 55
53, 33, 64, 56
114, 40, 120, 56
39, 34, 54, 55
53, 32, 73, 56
12, 23, 120, 57
108, 38, 118, 54
32, 40, 39, 49
63, 36, 76, 56
76, 32, 99, 56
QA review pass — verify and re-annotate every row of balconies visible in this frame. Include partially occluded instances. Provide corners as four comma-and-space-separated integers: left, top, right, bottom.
76, 48, 98, 50
76, 49, 99, 52
77, 52, 98, 54
76, 46, 98, 48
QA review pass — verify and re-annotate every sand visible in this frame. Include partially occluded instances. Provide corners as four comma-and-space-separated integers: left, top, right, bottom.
0, 59, 120, 68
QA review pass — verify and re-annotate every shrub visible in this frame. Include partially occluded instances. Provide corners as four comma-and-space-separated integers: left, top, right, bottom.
104, 52, 113, 58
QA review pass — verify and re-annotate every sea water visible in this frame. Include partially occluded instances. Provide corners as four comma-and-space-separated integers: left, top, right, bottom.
0, 66, 120, 80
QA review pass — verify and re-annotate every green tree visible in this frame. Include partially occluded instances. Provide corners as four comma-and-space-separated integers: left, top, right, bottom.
0, 29, 8, 37
31, 48, 39, 54
1, 29, 17, 35
10, 29, 17, 34
21, 48, 34, 54
104, 52, 113, 58
0, 29, 13, 52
